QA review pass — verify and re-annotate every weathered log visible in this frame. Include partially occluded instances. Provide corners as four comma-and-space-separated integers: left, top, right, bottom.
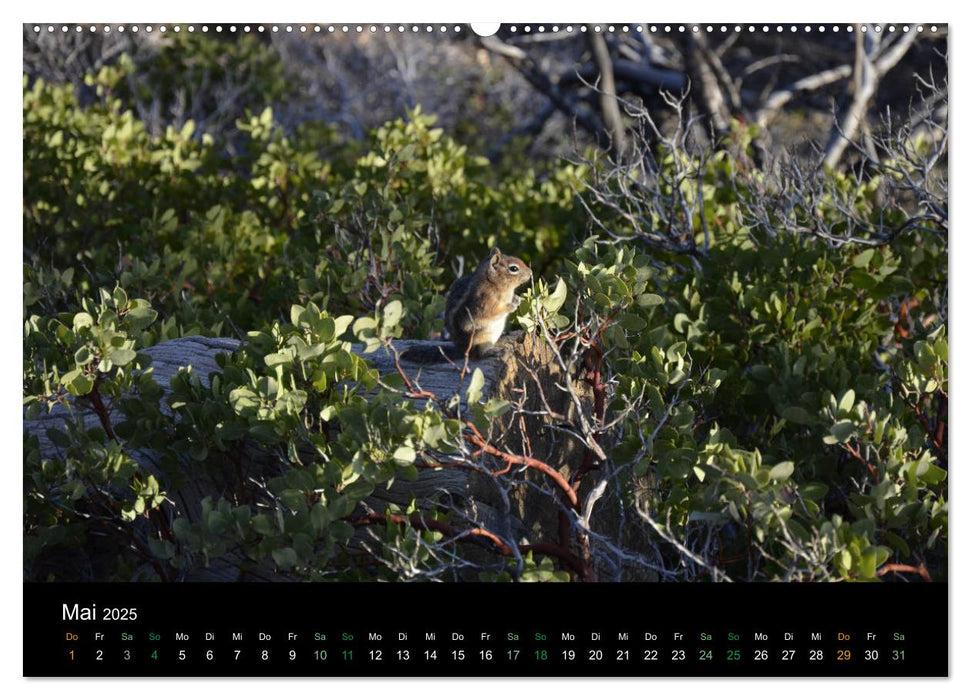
25, 330, 660, 581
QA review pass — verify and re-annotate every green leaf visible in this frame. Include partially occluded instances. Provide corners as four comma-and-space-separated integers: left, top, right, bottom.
838, 389, 856, 413
264, 351, 293, 367
229, 387, 260, 414
422, 422, 450, 448
858, 546, 880, 579
352, 316, 378, 337
333, 315, 355, 338
466, 367, 485, 405
666, 341, 687, 362
272, 547, 298, 569
126, 305, 158, 330
687, 511, 728, 524
618, 313, 647, 332
847, 269, 876, 291
251, 514, 275, 536
62, 369, 94, 396
112, 286, 129, 309
673, 313, 691, 334
482, 398, 511, 418
852, 249, 875, 268
800, 482, 829, 501
542, 277, 568, 314
914, 341, 937, 376
74, 347, 94, 365
249, 422, 279, 443
392, 445, 416, 465
73, 312, 94, 332
787, 520, 812, 542
46, 428, 71, 448
825, 420, 856, 444
316, 316, 336, 343
914, 461, 947, 486
883, 532, 911, 558
108, 347, 137, 366
768, 461, 794, 482
382, 299, 404, 328
838, 550, 852, 572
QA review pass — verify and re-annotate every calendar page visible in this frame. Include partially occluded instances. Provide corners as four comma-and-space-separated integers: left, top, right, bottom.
22, 19, 948, 678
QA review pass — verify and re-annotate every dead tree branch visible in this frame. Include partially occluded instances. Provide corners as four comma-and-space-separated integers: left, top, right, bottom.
824, 26, 920, 168
681, 32, 732, 134
588, 26, 628, 156
479, 33, 606, 143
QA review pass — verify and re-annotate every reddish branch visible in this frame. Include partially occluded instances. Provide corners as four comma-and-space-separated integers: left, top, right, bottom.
352, 512, 583, 574
522, 543, 584, 573
893, 365, 948, 469
465, 422, 598, 580
571, 342, 611, 583
86, 380, 119, 443
905, 394, 948, 469
876, 562, 932, 582
843, 442, 879, 482
575, 343, 607, 487
893, 297, 920, 340
465, 422, 579, 509
388, 340, 595, 579
354, 512, 508, 549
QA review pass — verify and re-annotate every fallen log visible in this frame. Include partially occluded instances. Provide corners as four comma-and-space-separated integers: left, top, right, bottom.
24, 332, 598, 581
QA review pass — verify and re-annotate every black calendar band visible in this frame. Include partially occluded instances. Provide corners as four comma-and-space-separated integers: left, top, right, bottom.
24, 582, 948, 677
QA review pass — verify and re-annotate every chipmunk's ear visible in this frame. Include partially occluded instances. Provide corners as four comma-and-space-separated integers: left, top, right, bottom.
489, 247, 503, 267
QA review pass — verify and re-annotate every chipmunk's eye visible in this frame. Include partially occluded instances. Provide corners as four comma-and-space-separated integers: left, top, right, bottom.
509, 265, 519, 273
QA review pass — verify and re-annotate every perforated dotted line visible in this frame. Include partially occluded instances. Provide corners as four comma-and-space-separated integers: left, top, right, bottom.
30, 24, 940, 35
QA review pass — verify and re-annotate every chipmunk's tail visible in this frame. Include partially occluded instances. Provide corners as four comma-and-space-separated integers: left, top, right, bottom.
397, 342, 461, 365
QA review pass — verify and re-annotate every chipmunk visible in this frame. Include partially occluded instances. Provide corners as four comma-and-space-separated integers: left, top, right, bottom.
444, 247, 532, 359
400, 247, 532, 363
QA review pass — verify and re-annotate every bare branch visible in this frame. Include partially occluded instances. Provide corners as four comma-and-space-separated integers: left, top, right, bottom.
478, 34, 607, 142
757, 64, 853, 128
587, 26, 628, 156
681, 33, 732, 134
824, 26, 920, 168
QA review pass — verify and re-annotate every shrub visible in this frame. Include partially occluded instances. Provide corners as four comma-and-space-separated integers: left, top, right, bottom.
23, 47, 946, 583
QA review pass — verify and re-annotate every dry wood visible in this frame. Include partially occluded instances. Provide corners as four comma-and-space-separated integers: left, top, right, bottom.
588, 26, 628, 156
756, 64, 854, 128
681, 33, 731, 133
824, 27, 920, 168
478, 34, 606, 141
